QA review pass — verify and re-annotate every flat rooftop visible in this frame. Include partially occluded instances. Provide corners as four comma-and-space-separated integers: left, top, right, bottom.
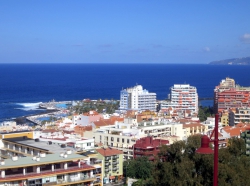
0, 153, 90, 169
3, 137, 77, 154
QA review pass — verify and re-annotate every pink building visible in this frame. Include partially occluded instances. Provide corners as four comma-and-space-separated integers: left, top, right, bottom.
73, 111, 103, 126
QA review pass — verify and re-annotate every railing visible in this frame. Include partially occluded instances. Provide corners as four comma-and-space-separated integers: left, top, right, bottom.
57, 175, 98, 184
0, 165, 93, 181
93, 171, 101, 175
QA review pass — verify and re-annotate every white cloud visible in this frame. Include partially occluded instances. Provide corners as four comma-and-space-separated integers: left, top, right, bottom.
203, 47, 210, 52
240, 33, 250, 43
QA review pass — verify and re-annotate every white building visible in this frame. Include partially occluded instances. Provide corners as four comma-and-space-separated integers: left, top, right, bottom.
119, 85, 156, 111
161, 84, 198, 113
94, 118, 185, 159
33, 130, 95, 151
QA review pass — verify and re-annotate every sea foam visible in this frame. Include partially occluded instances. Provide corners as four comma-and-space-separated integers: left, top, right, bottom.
15, 102, 43, 111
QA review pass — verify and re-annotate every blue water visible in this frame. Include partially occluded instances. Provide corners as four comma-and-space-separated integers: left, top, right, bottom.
56, 103, 67, 108
1, 63, 250, 122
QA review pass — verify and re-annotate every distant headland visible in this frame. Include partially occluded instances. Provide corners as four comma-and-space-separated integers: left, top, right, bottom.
209, 57, 250, 65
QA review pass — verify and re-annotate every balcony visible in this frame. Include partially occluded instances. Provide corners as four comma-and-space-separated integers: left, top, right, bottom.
105, 169, 110, 173
246, 133, 250, 137
105, 162, 110, 166
90, 159, 102, 165
0, 164, 95, 182
246, 138, 250, 143
57, 174, 98, 185
134, 151, 143, 155
105, 157, 111, 161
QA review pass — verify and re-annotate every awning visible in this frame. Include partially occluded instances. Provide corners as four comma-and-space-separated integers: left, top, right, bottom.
109, 176, 115, 179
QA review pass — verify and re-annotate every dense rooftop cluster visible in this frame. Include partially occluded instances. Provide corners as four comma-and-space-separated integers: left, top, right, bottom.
1, 79, 250, 185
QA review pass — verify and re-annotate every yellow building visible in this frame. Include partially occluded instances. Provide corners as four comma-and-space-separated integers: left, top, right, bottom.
0, 131, 34, 139
96, 148, 123, 184
183, 123, 208, 137
220, 111, 229, 126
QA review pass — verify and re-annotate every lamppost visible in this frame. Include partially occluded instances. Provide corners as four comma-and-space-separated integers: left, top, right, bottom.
196, 113, 219, 186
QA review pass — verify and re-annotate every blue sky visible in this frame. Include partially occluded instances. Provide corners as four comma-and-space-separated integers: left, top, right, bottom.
1, 1, 250, 64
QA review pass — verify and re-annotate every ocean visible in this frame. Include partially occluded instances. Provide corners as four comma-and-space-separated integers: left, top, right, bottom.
1, 63, 250, 122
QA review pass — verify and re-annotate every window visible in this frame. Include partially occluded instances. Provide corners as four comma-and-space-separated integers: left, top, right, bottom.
127, 139, 130, 143
122, 138, 124, 143
87, 143, 91, 146
117, 138, 119, 142
100, 136, 102, 140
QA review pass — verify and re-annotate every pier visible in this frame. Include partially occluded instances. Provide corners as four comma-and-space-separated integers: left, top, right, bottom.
26, 110, 67, 126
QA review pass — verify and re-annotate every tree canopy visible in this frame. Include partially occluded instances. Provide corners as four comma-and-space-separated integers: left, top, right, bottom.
126, 135, 250, 186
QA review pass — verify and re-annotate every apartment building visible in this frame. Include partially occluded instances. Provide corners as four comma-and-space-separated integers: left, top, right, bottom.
214, 77, 250, 113
0, 152, 102, 186
119, 85, 156, 111
96, 148, 123, 184
161, 84, 198, 113
0, 131, 102, 185
229, 108, 250, 126
220, 110, 229, 126
94, 118, 186, 159
183, 123, 208, 137
133, 136, 169, 160
240, 127, 250, 155
0, 130, 95, 160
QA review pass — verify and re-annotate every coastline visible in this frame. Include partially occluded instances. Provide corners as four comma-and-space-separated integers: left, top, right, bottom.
0, 99, 213, 125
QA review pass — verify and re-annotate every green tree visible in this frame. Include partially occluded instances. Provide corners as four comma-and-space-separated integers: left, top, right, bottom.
124, 157, 153, 180
198, 106, 213, 122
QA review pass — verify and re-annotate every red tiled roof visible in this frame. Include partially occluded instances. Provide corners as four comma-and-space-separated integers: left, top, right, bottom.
96, 148, 123, 156
223, 124, 250, 137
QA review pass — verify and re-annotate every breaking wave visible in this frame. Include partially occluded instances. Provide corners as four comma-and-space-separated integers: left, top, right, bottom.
15, 102, 43, 111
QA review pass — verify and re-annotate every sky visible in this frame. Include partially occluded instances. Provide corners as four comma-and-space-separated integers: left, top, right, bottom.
0, 1, 250, 64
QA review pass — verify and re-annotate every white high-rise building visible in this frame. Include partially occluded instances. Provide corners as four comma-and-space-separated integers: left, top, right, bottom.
162, 84, 198, 113
119, 85, 156, 111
